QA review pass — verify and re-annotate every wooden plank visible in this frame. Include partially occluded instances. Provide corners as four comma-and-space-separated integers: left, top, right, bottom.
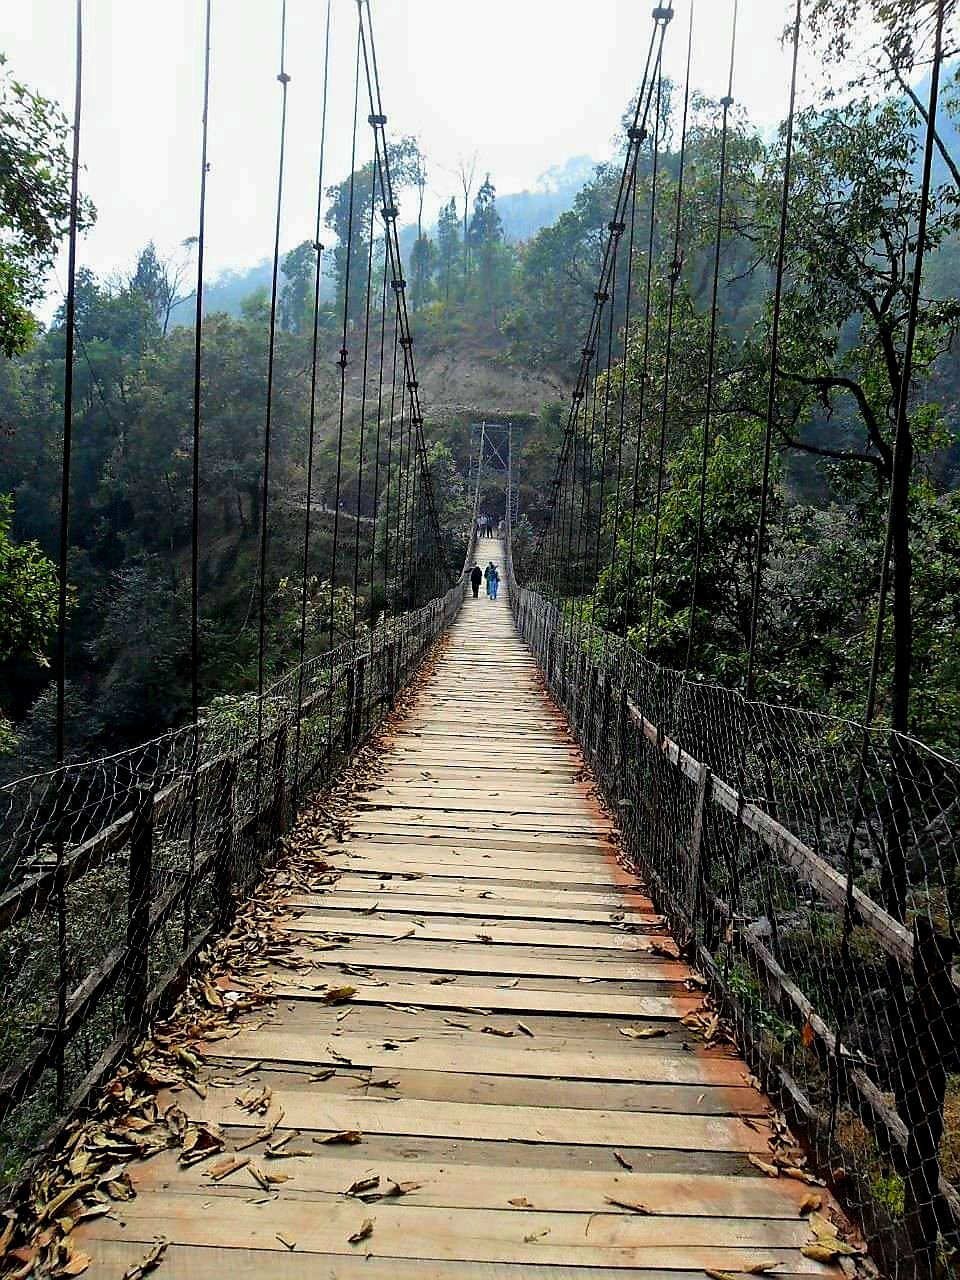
324, 852, 624, 886
82, 1196, 826, 1269
209, 1031, 750, 1086
346, 822, 614, 849
281, 941, 688, 981
285, 892, 660, 927
357, 794, 593, 816
164, 1093, 769, 1152
271, 978, 697, 1020
129, 1150, 816, 1217
355, 810, 607, 834
84, 1240, 828, 1280
284, 914, 660, 950
330, 875, 644, 908
331, 837, 619, 864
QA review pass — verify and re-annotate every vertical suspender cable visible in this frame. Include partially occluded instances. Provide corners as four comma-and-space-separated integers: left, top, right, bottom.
625, 68, 663, 637
184, 0, 212, 943
326, 20, 362, 772
744, 0, 801, 702
353, 151, 380, 638
367, 235, 390, 619
54, 0, 84, 1114
293, 0, 332, 803
606, 111, 643, 631
589, 229, 622, 629
685, 0, 738, 677
645, 0, 694, 655
256, 0, 291, 795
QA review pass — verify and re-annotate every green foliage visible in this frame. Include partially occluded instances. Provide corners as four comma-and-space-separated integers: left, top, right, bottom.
0, 495, 60, 753
0, 495, 59, 665
0, 54, 95, 356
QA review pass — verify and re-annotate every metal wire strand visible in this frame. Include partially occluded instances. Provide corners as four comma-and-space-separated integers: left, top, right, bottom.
684, 0, 739, 677
256, 0, 291, 793
293, 0, 333, 804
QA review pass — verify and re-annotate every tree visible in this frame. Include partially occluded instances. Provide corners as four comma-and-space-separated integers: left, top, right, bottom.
129, 239, 197, 336
409, 234, 436, 312
456, 152, 478, 281
325, 136, 425, 323
804, 0, 960, 188
595, 418, 774, 684
0, 54, 94, 356
436, 198, 461, 303
766, 95, 960, 735
280, 240, 316, 335
0, 495, 60, 751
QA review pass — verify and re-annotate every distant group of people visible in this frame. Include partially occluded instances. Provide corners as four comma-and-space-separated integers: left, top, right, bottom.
469, 560, 500, 600
476, 514, 502, 539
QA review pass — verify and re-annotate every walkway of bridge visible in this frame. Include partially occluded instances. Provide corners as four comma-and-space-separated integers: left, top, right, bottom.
76, 540, 839, 1278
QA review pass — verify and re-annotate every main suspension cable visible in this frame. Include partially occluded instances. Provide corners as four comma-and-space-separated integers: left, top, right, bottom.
531, 5, 672, 587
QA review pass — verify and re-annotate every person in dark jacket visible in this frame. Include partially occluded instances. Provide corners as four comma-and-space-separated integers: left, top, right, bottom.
469, 564, 483, 598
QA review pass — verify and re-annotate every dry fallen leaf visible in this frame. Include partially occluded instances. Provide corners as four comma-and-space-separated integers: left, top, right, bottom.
618, 1026, 667, 1040
276, 1233, 297, 1251
321, 985, 357, 1005
508, 1197, 532, 1207
61, 1248, 92, 1276
613, 1151, 633, 1170
748, 1154, 780, 1178
605, 1196, 653, 1214
207, 1156, 250, 1182
314, 1130, 362, 1145
799, 1193, 823, 1215
348, 1218, 375, 1245
122, 1240, 168, 1279
346, 1175, 380, 1196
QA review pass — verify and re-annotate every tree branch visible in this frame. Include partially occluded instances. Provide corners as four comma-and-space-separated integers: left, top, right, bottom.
893, 66, 960, 193
777, 369, 892, 476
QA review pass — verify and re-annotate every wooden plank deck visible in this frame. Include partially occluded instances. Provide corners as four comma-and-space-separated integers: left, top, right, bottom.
76, 542, 842, 1278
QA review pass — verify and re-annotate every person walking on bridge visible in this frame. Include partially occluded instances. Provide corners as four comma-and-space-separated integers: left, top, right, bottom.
484, 560, 499, 600
469, 563, 483, 598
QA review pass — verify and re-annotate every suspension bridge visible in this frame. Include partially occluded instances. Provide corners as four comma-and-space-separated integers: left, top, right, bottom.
0, 1, 957, 1278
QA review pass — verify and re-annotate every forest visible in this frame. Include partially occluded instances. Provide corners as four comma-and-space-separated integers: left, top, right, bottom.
0, 0, 959, 783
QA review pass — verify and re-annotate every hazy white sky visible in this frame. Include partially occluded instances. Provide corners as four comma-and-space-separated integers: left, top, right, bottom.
5, 1, 809, 293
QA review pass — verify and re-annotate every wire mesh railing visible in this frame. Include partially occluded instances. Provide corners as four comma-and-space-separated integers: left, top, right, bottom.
0, 572, 467, 1185
507, 554, 960, 1279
